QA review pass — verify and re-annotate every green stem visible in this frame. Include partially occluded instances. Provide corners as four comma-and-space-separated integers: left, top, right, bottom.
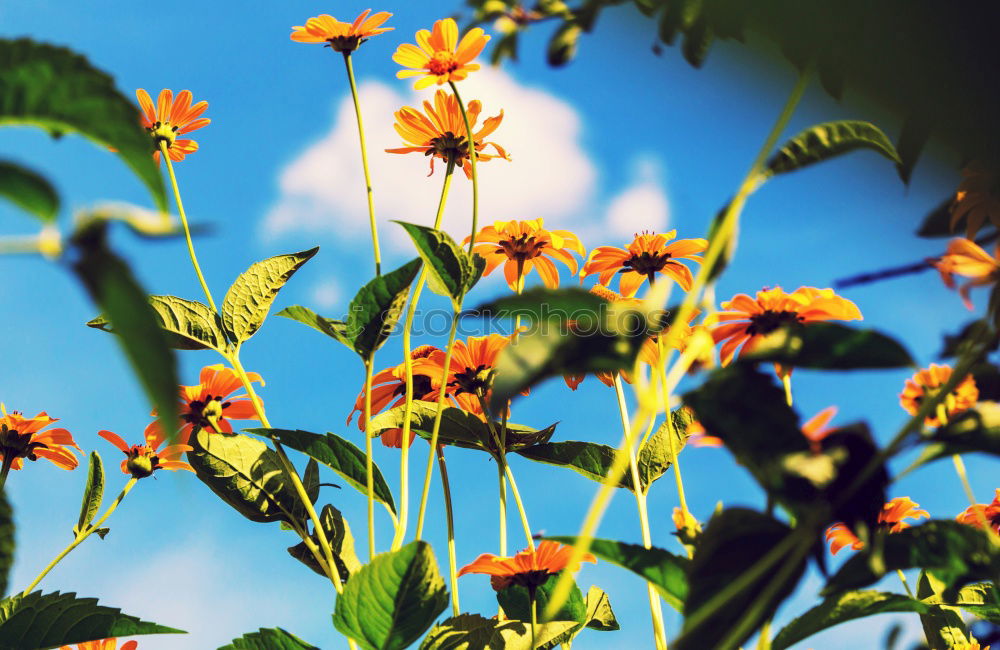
343, 52, 381, 276
530, 590, 538, 650
363, 357, 377, 559
896, 569, 914, 598
0, 455, 13, 491
504, 462, 535, 550
448, 81, 479, 252
23, 477, 138, 595
781, 372, 793, 407
657, 357, 690, 536
437, 446, 461, 616
497, 455, 508, 556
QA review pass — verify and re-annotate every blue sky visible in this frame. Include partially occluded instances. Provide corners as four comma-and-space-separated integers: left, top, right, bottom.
0, 2, 992, 648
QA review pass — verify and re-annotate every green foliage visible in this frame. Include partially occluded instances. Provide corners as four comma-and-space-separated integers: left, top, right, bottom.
88, 294, 227, 352
0, 160, 58, 223
73, 451, 104, 537
333, 541, 449, 650
741, 323, 914, 370
219, 627, 320, 650
0, 38, 166, 210
548, 536, 689, 612
765, 120, 901, 178
637, 411, 691, 491
469, 287, 605, 319
287, 504, 361, 584
420, 614, 578, 650
904, 402, 1000, 474
276, 305, 352, 346
247, 428, 395, 515
916, 197, 958, 238
914, 571, 973, 648
0, 493, 11, 598
922, 581, 1000, 624
0, 590, 184, 649
496, 571, 586, 632
583, 586, 619, 631
396, 222, 484, 307
222, 248, 318, 345
517, 441, 632, 490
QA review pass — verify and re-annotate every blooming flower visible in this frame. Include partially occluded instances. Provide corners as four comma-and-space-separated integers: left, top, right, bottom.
468, 220, 585, 290
458, 540, 596, 591
899, 363, 978, 428
711, 286, 863, 366
60, 640, 138, 650
290, 10, 393, 53
98, 422, 193, 478
169, 365, 263, 436
393, 18, 490, 89
825, 496, 930, 555
951, 163, 1000, 238
581, 231, 707, 298
931, 238, 1000, 309
956, 488, 1000, 535
135, 89, 209, 164
386, 89, 508, 178
419, 334, 513, 416
0, 406, 80, 471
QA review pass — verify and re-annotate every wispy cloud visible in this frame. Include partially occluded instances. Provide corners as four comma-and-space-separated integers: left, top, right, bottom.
605, 156, 670, 239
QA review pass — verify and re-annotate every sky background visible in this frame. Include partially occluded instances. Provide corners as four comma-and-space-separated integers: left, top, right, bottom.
0, 1, 993, 648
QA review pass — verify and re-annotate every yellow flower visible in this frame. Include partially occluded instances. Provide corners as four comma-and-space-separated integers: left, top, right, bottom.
393, 18, 490, 89
290, 10, 393, 53
468, 219, 585, 290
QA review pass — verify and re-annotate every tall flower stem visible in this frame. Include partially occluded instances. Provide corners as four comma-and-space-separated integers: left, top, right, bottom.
656, 356, 691, 539
343, 52, 382, 276
781, 371, 794, 406
23, 478, 138, 595
497, 455, 508, 557
613, 376, 668, 650
504, 462, 535, 550
952, 453, 999, 544
448, 81, 479, 252
0, 455, 13, 491
362, 357, 377, 559
437, 446, 461, 616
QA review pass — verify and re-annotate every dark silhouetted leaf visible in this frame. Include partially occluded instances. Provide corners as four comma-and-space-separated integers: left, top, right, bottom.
0, 160, 58, 223
517, 441, 632, 490
742, 322, 914, 369
219, 627, 319, 650
287, 503, 360, 584
73, 451, 104, 537
766, 120, 901, 177
772, 591, 927, 650
0, 493, 11, 598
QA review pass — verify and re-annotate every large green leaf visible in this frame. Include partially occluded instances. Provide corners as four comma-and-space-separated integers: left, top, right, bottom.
187, 430, 306, 525
247, 428, 395, 515
496, 571, 587, 633
517, 441, 632, 490
0, 590, 183, 649
276, 305, 353, 347
583, 586, 619, 631
88, 294, 227, 352
771, 591, 928, 650
637, 410, 692, 491
419, 614, 577, 650
0, 39, 166, 210
0, 493, 11, 598
346, 259, 422, 358
548, 536, 689, 612
923, 582, 1000, 624
903, 402, 1000, 474
914, 571, 973, 649
333, 541, 449, 650
73, 451, 104, 537
396, 222, 483, 306
0, 160, 58, 223
219, 627, 319, 650
287, 503, 361, 584
741, 323, 914, 369
222, 248, 318, 345
765, 120, 901, 177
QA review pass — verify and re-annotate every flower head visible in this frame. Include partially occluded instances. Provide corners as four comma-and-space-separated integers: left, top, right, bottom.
458, 540, 596, 591
60, 640, 138, 650
956, 488, 1000, 535
825, 496, 930, 554
582, 231, 707, 298
0, 406, 80, 471
711, 287, 862, 366
420, 334, 513, 416
468, 220, 585, 290
169, 365, 263, 436
931, 238, 1000, 309
135, 89, 209, 164
290, 10, 393, 53
951, 162, 1000, 239
900, 363, 978, 428
98, 422, 193, 478
386, 90, 508, 178
393, 18, 489, 89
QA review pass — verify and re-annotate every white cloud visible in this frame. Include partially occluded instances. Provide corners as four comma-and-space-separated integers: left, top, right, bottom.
604, 157, 670, 239
262, 67, 597, 248
309, 278, 341, 310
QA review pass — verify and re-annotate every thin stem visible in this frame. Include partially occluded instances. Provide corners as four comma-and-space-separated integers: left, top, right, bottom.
951, 454, 999, 545
896, 569, 915, 598
497, 456, 508, 556
448, 81, 479, 252
0, 455, 13, 491
781, 372, 793, 407
504, 462, 535, 550
23, 477, 138, 595
363, 357, 377, 559
437, 446, 461, 616
343, 52, 381, 276
657, 348, 690, 530
159, 140, 218, 313
530, 590, 538, 650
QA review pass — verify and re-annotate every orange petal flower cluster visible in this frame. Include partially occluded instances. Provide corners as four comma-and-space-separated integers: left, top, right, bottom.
99, 422, 193, 479
0, 407, 80, 471
386, 89, 508, 178
290, 10, 393, 53
419, 334, 513, 416
951, 163, 1000, 238
171, 365, 263, 436
393, 18, 489, 89
60, 640, 138, 650
711, 287, 862, 366
458, 540, 596, 591
469, 219, 585, 290
931, 238, 1000, 309
825, 496, 930, 555
582, 231, 707, 297
899, 363, 978, 428
136, 89, 209, 164
956, 488, 1000, 534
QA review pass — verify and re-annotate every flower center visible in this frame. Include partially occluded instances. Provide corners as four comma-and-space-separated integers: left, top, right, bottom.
745, 310, 802, 336
183, 396, 230, 432
0, 422, 46, 463
326, 35, 363, 53
499, 234, 548, 263
149, 121, 178, 148
623, 251, 672, 279
429, 131, 469, 165
125, 444, 160, 478
391, 375, 435, 400
451, 365, 492, 396
427, 51, 459, 76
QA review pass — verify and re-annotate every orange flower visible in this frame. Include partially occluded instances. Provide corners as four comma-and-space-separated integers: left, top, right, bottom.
951, 162, 1000, 238
581, 231, 707, 298
900, 363, 978, 428
468, 220, 585, 290
290, 10, 393, 53
393, 18, 490, 89
386, 89, 508, 178
956, 488, 1000, 534
825, 496, 930, 555
170, 365, 263, 436
0, 406, 80, 471
419, 334, 514, 416
711, 287, 863, 366
135, 89, 209, 164
98, 422, 193, 479
60, 640, 138, 650
931, 238, 1000, 309
458, 540, 596, 591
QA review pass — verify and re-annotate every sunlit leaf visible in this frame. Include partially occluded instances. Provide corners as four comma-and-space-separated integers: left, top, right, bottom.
420, 615, 577, 650
219, 627, 319, 650
765, 121, 901, 177
396, 222, 481, 306
497, 571, 586, 635
276, 305, 352, 347
0, 160, 58, 223
350, 259, 422, 358
73, 451, 104, 537
583, 586, 619, 631
517, 441, 632, 490
771, 591, 927, 650
88, 294, 228, 352
637, 410, 692, 491
742, 323, 914, 369
287, 503, 361, 584
904, 402, 1000, 474
922, 582, 1000, 624
914, 571, 973, 648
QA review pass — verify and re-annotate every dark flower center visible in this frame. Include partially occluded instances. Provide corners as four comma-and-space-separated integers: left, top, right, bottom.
429, 131, 469, 166
451, 365, 492, 396
392, 375, 435, 400
623, 251, 672, 280
428, 51, 459, 75
0, 422, 47, 463
746, 310, 803, 336
326, 35, 363, 53
500, 233, 548, 263
183, 395, 231, 430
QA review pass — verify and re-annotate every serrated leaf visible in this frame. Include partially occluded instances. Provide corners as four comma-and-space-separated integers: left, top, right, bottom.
924, 582, 1000, 624
287, 503, 361, 584
222, 248, 318, 345
741, 322, 914, 369
637, 411, 691, 491
277, 305, 353, 347
517, 441, 632, 490
0, 493, 11, 598
0, 590, 184, 649
345, 259, 422, 358
583, 586, 619, 631
396, 222, 478, 307
247, 428, 395, 515
333, 540, 449, 650
218, 627, 319, 650
765, 120, 901, 177
88, 294, 227, 352
0, 160, 58, 223
420, 615, 577, 650
0, 39, 166, 210
74, 451, 104, 536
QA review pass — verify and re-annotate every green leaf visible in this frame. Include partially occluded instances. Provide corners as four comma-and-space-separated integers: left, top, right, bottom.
0, 39, 166, 210
347, 259, 422, 358
218, 627, 320, 650
681, 14, 713, 68
583, 586, 619, 631
287, 503, 361, 584
925, 582, 1000, 623
497, 571, 586, 632
488, 621, 579, 650
548, 536, 689, 612
247, 428, 395, 515
73, 451, 104, 537
771, 591, 928, 650
303, 457, 319, 505
396, 222, 479, 306
0, 160, 58, 223
71, 220, 178, 436
914, 571, 973, 648
277, 305, 353, 347
222, 248, 318, 345
916, 197, 955, 238
517, 441, 632, 490
187, 430, 306, 525
0, 493, 11, 598
0, 590, 184, 648
741, 323, 914, 369
420, 615, 577, 650
333, 540, 449, 650
637, 410, 691, 491
87, 294, 228, 352
469, 287, 606, 321
765, 120, 901, 177
903, 402, 1000, 474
